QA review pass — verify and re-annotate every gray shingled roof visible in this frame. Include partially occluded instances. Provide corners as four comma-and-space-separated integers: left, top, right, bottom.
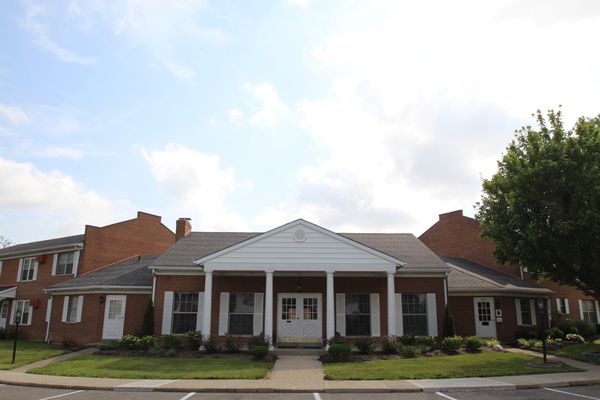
444, 257, 553, 295
153, 231, 448, 271
48, 255, 157, 290
0, 234, 84, 258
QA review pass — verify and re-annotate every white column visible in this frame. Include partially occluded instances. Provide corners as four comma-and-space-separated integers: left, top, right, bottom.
264, 270, 274, 349
202, 271, 213, 339
326, 271, 335, 341
387, 272, 396, 336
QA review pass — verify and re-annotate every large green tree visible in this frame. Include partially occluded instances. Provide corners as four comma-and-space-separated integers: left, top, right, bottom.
477, 109, 600, 300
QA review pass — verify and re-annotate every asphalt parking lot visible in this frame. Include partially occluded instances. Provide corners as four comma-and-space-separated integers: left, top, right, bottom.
1, 384, 599, 400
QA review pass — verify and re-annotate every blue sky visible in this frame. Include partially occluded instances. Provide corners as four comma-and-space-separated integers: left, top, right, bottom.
1, 0, 600, 243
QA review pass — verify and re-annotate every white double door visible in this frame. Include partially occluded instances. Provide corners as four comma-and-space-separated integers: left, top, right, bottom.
102, 295, 127, 340
277, 293, 322, 343
474, 297, 497, 338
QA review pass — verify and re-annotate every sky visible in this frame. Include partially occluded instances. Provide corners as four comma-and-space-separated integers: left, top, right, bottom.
1, 0, 600, 244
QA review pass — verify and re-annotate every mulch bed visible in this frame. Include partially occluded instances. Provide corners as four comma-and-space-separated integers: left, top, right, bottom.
320, 347, 497, 363
93, 348, 277, 362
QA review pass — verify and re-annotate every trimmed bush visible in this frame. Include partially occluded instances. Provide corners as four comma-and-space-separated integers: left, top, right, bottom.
514, 327, 538, 340
517, 338, 529, 348
119, 335, 140, 350
137, 335, 155, 351
186, 330, 203, 350
398, 345, 419, 358
329, 332, 344, 345
398, 334, 417, 346
0, 328, 7, 340
441, 335, 463, 353
547, 327, 565, 339
224, 334, 242, 353
382, 336, 399, 355
250, 345, 269, 360
202, 336, 219, 354
97, 341, 120, 351
140, 299, 155, 336
355, 337, 375, 355
463, 336, 483, 352
558, 319, 596, 338
328, 343, 351, 361
249, 334, 271, 348
566, 333, 585, 343
161, 334, 182, 349
416, 336, 436, 352
442, 305, 456, 338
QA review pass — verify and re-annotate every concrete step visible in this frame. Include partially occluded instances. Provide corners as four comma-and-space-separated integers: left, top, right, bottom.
273, 347, 325, 356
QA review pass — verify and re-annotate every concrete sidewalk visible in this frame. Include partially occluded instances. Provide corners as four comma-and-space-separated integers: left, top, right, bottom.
0, 349, 599, 393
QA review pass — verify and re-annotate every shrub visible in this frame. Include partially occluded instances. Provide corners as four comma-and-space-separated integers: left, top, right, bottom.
517, 338, 529, 348
382, 336, 399, 355
137, 335, 155, 351
398, 345, 419, 358
416, 336, 436, 352
514, 327, 538, 340
140, 299, 155, 337
165, 348, 177, 357
558, 320, 596, 337
186, 330, 203, 350
398, 334, 417, 346
224, 334, 242, 353
250, 345, 269, 360
161, 334, 182, 349
442, 305, 456, 338
0, 328, 7, 340
441, 336, 462, 353
119, 335, 140, 350
529, 339, 543, 349
463, 336, 483, 352
329, 332, 344, 345
328, 343, 351, 361
61, 336, 77, 349
202, 336, 219, 354
566, 333, 585, 343
547, 327, 565, 339
485, 338, 500, 347
355, 337, 375, 355
147, 346, 166, 356
97, 341, 120, 351
249, 334, 271, 348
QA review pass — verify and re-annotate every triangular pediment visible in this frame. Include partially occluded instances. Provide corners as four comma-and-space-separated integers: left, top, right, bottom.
194, 219, 404, 272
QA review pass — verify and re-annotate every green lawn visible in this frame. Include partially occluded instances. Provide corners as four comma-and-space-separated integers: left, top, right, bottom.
551, 342, 600, 365
324, 352, 581, 380
0, 340, 66, 370
29, 355, 273, 379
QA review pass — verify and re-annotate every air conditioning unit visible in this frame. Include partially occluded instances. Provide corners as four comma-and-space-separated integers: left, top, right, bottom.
36, 255, 46, 263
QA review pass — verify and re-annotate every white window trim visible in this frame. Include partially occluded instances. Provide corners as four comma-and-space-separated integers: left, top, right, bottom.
11, 300, 32, 326
515, 298, 536, 326
52, 251, 79, 276
61, 295, 84, 324
17, 257, 38, 282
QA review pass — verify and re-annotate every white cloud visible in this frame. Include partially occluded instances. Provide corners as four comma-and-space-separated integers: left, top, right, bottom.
19, 2, 96, 65
34, 146, 86, 159
287, 0, 311, 7
244, 82, 289, 126
228, 108, 244, 122
142, 144, 248, 230
0, 105, 28, 125
0, 157, 129, 239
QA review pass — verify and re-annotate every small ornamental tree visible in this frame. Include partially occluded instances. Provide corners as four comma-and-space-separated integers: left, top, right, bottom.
442, 304, 456, 338
140, 299, 155, 336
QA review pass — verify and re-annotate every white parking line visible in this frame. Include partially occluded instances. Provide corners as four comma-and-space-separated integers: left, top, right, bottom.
179, 392, 196, 400
545, 388, 600, 400
436, 392, 459, 400
313, 393, 322, 400
38, 390, 84, 400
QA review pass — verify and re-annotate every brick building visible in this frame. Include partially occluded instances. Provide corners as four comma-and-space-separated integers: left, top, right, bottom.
0, 212, 174, 341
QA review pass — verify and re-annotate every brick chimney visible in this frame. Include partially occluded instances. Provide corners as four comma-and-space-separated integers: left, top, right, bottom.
175, 218, 192, 241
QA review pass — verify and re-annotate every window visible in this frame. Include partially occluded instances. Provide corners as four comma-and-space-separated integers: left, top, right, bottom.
520, 299, 532, 325
19, 258, 36, 281
14, 300, 31, 325
402, 294, 428, 336
1, 302, 8, 319
229, 293, 254, 335
55, 252, 75, 275
581, 300, 598, 324
345, 294, 370, 336
557, 298, 568, 314
66, 296, 80, 323
172, 292, 198, 334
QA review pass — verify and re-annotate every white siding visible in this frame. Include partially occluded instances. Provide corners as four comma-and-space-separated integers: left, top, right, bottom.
162, 292, 173, 334
336, 293, 346, 336
370, 293, 380, 337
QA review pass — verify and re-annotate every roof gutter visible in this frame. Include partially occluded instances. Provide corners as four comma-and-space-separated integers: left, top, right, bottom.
0, 242, 84, 260
45, 285, 151, 294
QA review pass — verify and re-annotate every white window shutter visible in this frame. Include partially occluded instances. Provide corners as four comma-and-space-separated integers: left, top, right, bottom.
45, 298, 53, 323
62, 296, 69, 323
530, 299, 537, 326
76, 296, 84, 323
370, 293, 380, 337
161, 291, 173, 334
547, 299, 552, 322
427, 293, 438, 337
515, 299, 523, 325
578, 300, 584, 320
395, 293, 403, 336
595, 301, 600, 322
253, 293, 264, 336
10, 301, 16, 324
17, 259, 23, 282
73, 250, 81, 276
27, 305, 33, 325
33, 261, 38, 281
218, 292, 230, 336
196, 292, 204, 333
565, 299, 570, 314
336, 293, 346, 336
556, 298, 561, 313
52, 254, 58, 276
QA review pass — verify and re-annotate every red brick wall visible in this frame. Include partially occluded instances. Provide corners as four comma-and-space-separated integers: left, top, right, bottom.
79, 212, 174, 274
49, 293, 150, 344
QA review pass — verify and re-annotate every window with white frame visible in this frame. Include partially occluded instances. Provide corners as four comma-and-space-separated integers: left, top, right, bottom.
228, 293, 254, 335
345, 294, 371, 336
14, 300, 31, 325
1, 302, 8, 319
172, 292, 198, 334
519, 298, 533, 325
19, 258, 36, 281
557, 298, 569, 314
581, 300, 598, 324
66, 296, 80, 323
55, 252, 75, 275
402, 294, 429, 336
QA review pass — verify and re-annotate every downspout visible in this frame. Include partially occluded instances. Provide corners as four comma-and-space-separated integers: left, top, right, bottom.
152, 274, 156, 303
45, 295, 53, 343
443, 276, 448, 306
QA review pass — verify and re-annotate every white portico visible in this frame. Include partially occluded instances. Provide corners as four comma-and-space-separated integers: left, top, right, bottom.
193, 219, 405, 346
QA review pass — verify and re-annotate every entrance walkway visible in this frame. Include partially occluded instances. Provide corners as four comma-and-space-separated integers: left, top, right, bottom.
269, 355, 324, 391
